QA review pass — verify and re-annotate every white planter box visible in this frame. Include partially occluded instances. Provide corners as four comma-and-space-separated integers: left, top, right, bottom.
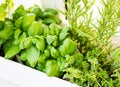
0, 57, 80, 87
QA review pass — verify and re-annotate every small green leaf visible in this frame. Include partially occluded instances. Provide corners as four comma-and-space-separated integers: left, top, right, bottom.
59, 32, 69, 41
57, 57, 66, 71
52, 40, 58, 47
45, 60, 60, 76
14, 32, 27, 45
20, 37, 33, 49
42, 24, 50, 37
58, 45, 66, 57
20, 50, 26, 61
49, 23, 61, 35
14, 17, 23, 28
46, 35, 58, 45
33, 36, 45, 51
58, 38, 77, 56
14, 29, 22, 39
50, 46, 59, 58
29, 4, 42, 16
44, 49, 50, 58
3, 39, 14, 53
5, 45, 21, 59
0, 21, 14, 39
44, 8, 58, 15
38, 54, 46, 63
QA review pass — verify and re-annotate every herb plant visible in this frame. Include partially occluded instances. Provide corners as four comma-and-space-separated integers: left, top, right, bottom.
62, 0, 120, 86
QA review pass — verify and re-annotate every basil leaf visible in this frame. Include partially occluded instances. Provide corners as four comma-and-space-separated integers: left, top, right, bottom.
26, 46, 39, 67
5, 45, 21, 59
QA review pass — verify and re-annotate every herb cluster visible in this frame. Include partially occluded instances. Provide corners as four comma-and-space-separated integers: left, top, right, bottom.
0, 0, 120, 87
62, 0, 120, 86
0, 4, 79, 78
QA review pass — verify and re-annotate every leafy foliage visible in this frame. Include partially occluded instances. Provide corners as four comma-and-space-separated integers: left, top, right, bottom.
0, 0, 13, 21
62, 0, 120, 86
0, 0, 120, 87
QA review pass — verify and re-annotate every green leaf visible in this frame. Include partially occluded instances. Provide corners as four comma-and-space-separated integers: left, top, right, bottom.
33, 36, 45, 51
0, 21, 14, 39
12, 5, 26, 20
14, 17, 23, 28
58, 45, 66, 57
29, 4, 42, 16
49, 23, 61, 35
46, 35, 58, 45
57, 57, 66, 71
44, 49, 50, 58
0, 21, 4, 30
5, 45, 21, 59
59, 38, 77, 56
14, 32, 27, 45
36, 62, 45, 72
14, 29, 22, 39
45, 60, 60, 76
28, 21, 42, 36
42, 24, 50, 37
59, 26, 70, 41
20, 37, 33, 49
61, 26, 70, 33
20, 50, 26, 61
22, 13, 36, 31
43, 18, 56, 25
50, 46, 59, 58
3, 39, 14, 53
26, 46, 40, 67
63, 68, 81, 79
44, 8, 58, 15
59, 32, 69, 41
52, 40, 58, 47
38, 54, 46, 63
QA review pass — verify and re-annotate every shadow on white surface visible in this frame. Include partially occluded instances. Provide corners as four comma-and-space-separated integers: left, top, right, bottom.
0, 78, 20, 87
